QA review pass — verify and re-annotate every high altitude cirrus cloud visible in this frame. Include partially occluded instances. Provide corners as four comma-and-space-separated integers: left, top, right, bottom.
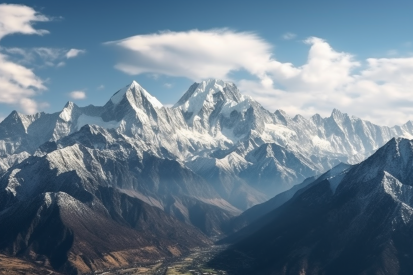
108, 29, 413, 125
1, 47, 84, 68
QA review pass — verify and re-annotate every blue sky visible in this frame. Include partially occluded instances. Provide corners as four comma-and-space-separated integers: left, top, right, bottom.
1, 0, 413, 125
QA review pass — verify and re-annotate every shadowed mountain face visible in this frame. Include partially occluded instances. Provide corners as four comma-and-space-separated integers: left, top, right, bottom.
210, 138, 413, 275
225, 162, 351, 235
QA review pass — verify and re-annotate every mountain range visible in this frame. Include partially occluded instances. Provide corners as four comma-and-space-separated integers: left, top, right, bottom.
210, 137, 413, 275
1, 79, 413, 274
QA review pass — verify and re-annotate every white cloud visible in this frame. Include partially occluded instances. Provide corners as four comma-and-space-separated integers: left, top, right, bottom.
267, 37, 359, 92
106, 29, 274, 84
282, 32, 296, 40
239, 38, 413, 125
0, 52, 45, 113
66, 48, 85, 59
69, 90, 86, 100
163, 83, 172, 88
97, 84, 105, 90
0, 4, 51, 114
19, 97, 39, 114
0, 6, 83, 114
107, 29, 413, 125
0, 4, 49, 40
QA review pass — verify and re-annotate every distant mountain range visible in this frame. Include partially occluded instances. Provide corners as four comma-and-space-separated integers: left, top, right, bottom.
2, 79, 413, 274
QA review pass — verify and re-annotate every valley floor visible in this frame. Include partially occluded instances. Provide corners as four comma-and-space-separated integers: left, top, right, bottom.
0, 254, 61, 275
94, 245, 228, 275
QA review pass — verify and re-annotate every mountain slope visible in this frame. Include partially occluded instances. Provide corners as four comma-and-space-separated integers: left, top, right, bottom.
0, 188, 210, 274
223, 162, 351, 238
1, 124, 239, 234
210, 138, 413, 275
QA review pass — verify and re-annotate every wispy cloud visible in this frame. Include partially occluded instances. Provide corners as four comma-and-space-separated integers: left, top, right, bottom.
97, 84, 105, 90
105, 29, 274, 86
163, 83, 172, 88
282, 32, 296, 40
66, 48, 85, 59
1, 47, 69, 67
2, 46, 86, 68
69, 90, 86, 100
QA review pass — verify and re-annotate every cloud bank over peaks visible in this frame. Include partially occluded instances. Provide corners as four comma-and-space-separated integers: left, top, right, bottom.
241, 37, 413, 125
108, 29, 413, 125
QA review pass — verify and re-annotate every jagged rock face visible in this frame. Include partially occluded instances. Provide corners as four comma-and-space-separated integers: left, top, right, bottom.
210, 138, 413, 275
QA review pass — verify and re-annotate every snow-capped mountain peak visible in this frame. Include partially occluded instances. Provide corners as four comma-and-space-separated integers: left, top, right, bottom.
330, 108, 350, 123
109, 80, 163, 109
0, 111, 41, 136
173, 79, 255, 131
174, 79, 245, 114
59, 101, 79, 122
339, 138, 413, 189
